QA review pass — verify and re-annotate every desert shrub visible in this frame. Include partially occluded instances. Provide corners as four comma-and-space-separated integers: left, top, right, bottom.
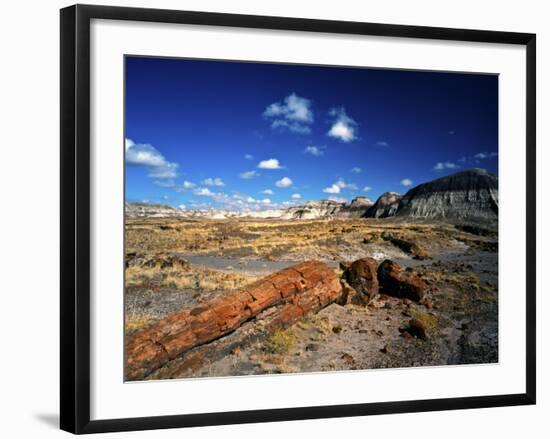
266, 328, 297, 354
409, 308, 438, 331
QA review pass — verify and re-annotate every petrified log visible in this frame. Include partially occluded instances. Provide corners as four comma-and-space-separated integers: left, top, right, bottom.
377, 259, 426, 301
337, 280, 363, 306
380, 232, 430, 260
126, 260, 342, 380
342, 257, 379, 303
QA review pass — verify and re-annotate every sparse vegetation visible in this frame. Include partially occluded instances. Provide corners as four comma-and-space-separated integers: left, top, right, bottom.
409, 308, 438, 332
125, 264, 259, 292
125, 216, 498, 379
125, 315, 153, 334
125, 217, 496, 263
265, 328, 297, 354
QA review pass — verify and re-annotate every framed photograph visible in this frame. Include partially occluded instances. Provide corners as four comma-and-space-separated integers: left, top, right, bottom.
60, 4, 536, 434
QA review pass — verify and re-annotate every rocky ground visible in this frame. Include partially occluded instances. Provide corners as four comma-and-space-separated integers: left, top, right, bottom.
124, 218, 498, 380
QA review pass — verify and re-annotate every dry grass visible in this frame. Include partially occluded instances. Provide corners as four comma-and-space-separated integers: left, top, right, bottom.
125, 217, 483, 262
125, 264, 259, 292
125, 315, 154, 334
409, 308, 438, 332
265, 328, 297, 355
296, 315, 333, 341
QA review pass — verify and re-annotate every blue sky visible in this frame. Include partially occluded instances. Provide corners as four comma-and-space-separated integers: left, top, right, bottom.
125, 56, 498, 211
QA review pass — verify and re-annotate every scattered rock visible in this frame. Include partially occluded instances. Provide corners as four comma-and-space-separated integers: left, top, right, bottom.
305, 343, 320, 352
342, 257, 379, 303
381, 344, 392, 353
126, 252, 190, 270
341, 353, 355, 365
339, 261, 352, 271
332, 325, 343, 334
377, 259, 426, 302
381, 232, 430, 260
338, 280, 363, 306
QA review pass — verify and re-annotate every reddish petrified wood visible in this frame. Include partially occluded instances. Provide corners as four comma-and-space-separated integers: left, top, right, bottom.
342, 257, 379, 303
126, 260, 342, 380
377, 259, 426, 302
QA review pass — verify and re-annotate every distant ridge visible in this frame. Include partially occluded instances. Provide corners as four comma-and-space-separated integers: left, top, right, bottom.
395, 168, 498, 221
365, 192, 402, 218
125, 202, 182, 218
125, 169, 498, 223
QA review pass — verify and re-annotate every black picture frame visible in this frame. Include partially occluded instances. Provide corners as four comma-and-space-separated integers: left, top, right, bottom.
60, 4, 536, 434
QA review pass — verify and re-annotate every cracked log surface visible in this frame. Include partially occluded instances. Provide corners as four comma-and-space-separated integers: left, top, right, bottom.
125, 260, 342, 380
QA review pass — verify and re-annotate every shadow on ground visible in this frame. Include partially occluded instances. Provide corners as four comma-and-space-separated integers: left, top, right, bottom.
34, 413, 58, 430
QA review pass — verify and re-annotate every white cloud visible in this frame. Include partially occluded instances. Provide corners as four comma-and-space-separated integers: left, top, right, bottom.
291, 193, 301, 199
125, 138, 179, 179
258, 158, 283, 169
375, 140, 389, 147
474, 151, 498, 160
191, 190, 267, 212
363, 186, 372, 192
323, 179, 357, 194
174, 180, 196, 192
400, 178, 413, 187
148, 163, 178, 179
275, 177, 293, 188
304, 146, 325, 156
459, 151, 498, 165
189, 201, 211, 210
194, 187, 214, 196
262, 189, 274, 195
327, 108, 358, 142
240, 170, 259, 179
264, 93, 314, 134
351, 167, 362, 174
201, 177, 225, 186
244, 154, 253, 160
153, 180, 175, 188
178, 204, 186, 210
433, 161, 460, 171
185, 189, 300, 212
125, 138, 134, 151
323, 184, 341, 194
